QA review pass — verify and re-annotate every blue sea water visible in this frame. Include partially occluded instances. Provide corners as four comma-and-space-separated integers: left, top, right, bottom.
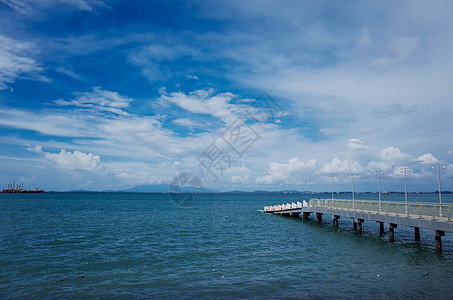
1, 192, 453, 299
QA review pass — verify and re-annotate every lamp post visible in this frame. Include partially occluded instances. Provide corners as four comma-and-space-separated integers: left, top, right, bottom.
350, 174, 355, 201
400, 167, 410, 203
432, 163, 447, 216
374, 171, 383, 211
330, 176, 335, 200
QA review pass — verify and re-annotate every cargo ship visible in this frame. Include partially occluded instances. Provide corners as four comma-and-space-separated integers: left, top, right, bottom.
2, 182, 45, 193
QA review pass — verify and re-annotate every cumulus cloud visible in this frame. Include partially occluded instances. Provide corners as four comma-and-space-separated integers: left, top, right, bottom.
366, 147, 412, 173
347, 138, 367, 151
29, 146, 106, 172
367, 161, 393, 172
380, 147, 410, 162
256, 158, 317, 184
416, 153, 439, 165
319, 158, 363, 175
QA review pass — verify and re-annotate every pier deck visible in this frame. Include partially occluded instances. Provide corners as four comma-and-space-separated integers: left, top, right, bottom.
264, 199, 453, 253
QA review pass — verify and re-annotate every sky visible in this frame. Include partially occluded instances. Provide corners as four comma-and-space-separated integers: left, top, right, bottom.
1, 0, 453, 192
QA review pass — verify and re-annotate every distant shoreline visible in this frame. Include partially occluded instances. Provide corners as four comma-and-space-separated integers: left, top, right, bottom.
24, 190, 453, 194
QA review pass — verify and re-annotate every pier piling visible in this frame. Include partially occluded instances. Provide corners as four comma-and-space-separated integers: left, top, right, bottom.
389, 223, 397, 242
378, 222, 384, 235
432, 230, 445, 253
357, 219, 364, 234
316, 213, 323, 224
414, 227, 420, 241
333, 215, 340, 227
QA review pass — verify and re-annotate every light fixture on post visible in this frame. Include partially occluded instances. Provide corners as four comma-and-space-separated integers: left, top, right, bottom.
330, 175, 335, 200
350, 174, 355, 201
432, 163, 447, 216
400, 167, 411, 203
374, 171, 383, 211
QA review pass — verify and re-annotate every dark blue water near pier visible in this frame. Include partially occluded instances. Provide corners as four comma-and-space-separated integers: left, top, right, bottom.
1, 192, 453, 299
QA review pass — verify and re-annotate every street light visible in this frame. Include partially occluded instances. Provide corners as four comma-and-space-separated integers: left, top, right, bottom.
400, 167, 410, 203
432, 163, 447, 216
350, 174, 355, 201
330, 176, 335, 200
374, 171, 383, 211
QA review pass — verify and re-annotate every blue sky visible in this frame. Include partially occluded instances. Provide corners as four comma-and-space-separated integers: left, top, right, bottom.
1, 0, 453, 192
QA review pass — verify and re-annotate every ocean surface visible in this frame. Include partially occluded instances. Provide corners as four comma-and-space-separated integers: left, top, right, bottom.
1, 192, 453, 299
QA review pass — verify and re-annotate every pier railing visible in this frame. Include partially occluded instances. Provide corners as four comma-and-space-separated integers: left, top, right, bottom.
309, 199, 453, 222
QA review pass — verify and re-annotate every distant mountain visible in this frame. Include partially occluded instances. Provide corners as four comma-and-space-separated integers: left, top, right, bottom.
118, 184, 170, 193
116, 184, 219, 193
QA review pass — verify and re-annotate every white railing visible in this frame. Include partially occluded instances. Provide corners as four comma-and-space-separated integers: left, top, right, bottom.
264, 201, 303, 212
264, 199, 453, 221
308, 199, 453, 221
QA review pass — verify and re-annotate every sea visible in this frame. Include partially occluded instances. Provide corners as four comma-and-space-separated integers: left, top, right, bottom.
1, 192, 453, 299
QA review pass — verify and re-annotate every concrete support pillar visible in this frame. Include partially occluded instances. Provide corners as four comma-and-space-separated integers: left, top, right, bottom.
353, 220, 357, 230
389, 223, 397, 242
333, 215, 339, 227
414, 227, 420, 241
433, 230, 445, 253
357, 219, 364, 234
302, 212, 310, 220
290, 212, 300, 218
378, 222, 384, 235
316, 213, 323, 224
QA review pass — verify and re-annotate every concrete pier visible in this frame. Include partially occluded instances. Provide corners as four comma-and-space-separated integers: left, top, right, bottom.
264, 198, 453, 253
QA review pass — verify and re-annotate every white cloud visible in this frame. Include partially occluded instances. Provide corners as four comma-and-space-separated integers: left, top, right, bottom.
380, 147, 410, 162
367, 161, 393, 172
172, 118, 206, 129
416, 153, 439, 165
128, 43, 198, 81
0, 0, 33, 14
160, 88, 243, 124
54, 87, 132, 115
367, 147, 411, 173
0, 0, 106, 14
256, 158, 317, 184
0, 35, 44, 90
347, 138, 367, 151
319, 158, 363, 175
186, 74, 199, 80
30, 147, 106, 172
55, 66, 82, 79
